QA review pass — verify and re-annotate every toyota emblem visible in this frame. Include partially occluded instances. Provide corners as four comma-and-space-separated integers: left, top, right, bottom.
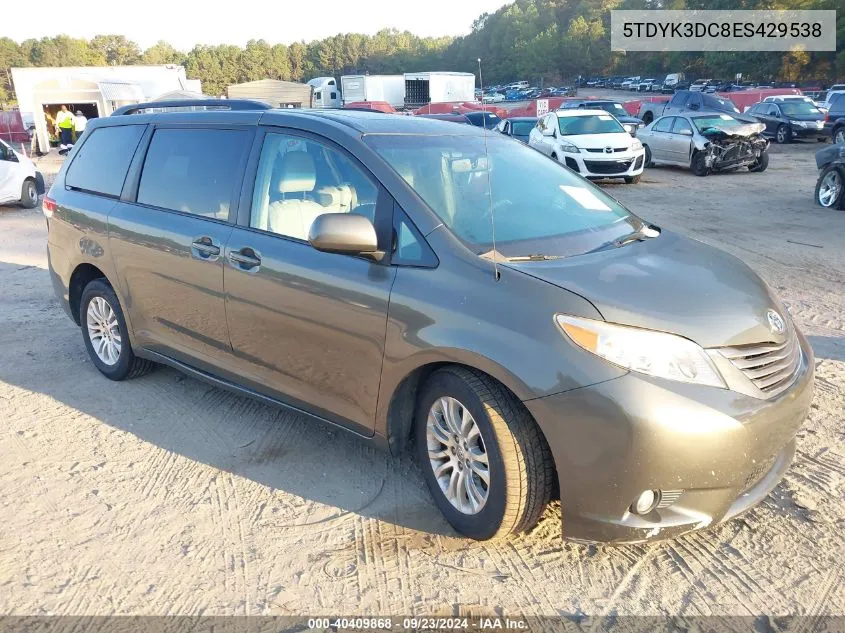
604, 146, 613, 153
766, 310, 786, 335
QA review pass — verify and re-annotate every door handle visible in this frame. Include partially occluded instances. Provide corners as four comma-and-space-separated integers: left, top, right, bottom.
228, 247, 261, 270
191, 237, 220, 258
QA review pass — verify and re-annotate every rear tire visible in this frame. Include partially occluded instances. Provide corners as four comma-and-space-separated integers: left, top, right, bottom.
20, 178, 38, 209
80, 279, 155, 381
775, 124, 791, 144
691, 151, 710, 177
415, 366, 554, 540
748, 150, 769, 173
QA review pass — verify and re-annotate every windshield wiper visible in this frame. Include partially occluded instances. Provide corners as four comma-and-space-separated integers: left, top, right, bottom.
506, 254, 563, 261
587, 224, 661, 253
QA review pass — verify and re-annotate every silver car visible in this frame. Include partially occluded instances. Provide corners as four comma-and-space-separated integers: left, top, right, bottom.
637, 112, 770, 177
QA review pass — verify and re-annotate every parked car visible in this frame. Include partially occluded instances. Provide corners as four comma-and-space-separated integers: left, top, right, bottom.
558, 99, 645, 135
745, 100, 826, 144
529, 109, 645, 183
814, 144, 845, 209
505, 90, 523, 101
637, 112, 769, 176
482, 92, 505, 104
689, 79, 712, 92
550, 86, 577, 97
660, 73, 684, 93
704, 81, 730, 93
638, 90, 743, 125
495, 116, 537, 143
824, 93, 845, 144
818, 84, 845, 111
463, 111, 502, 130
637, 79, 658, 92
46, 99, 813, 545
0, 138, 45, 208
620, 76, 641, 90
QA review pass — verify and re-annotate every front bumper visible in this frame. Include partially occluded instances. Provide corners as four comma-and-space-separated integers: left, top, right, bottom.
790, 124, 826, 138
525, 332, 814, 544
564, 150, 645, 179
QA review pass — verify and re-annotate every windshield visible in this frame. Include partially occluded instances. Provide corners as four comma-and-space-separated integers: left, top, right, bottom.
596, 102, 628, 117
692, 114, 743, 131
707, 97, 740, 112
365, 135, 639, 259
558, 114, 625, 136
511, 120, 536, 135
780, 102, 821, 116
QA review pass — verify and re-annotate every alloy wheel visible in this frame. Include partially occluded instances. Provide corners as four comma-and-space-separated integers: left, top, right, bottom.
26, 182, 36, 201
426, 396, 490, 515
86, 296, 122, 365
777, 126, 788, 143
818, 170, 842, 208
836, 130, 845, 145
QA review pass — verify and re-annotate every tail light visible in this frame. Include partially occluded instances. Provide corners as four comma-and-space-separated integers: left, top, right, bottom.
42, 195, 56, 219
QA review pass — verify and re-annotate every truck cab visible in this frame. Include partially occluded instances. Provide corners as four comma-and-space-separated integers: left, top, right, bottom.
307, 77, 341, 108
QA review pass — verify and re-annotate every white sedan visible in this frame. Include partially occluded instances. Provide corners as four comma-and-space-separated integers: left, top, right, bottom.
528, 110, 646, 183
0, 138, 44, 208
482, 92, 505, 103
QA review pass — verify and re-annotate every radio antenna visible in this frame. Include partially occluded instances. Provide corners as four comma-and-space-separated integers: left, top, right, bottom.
478, 57, 500, 282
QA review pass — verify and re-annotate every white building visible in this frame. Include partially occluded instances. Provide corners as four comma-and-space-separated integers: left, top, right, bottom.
11, 65, 202, 151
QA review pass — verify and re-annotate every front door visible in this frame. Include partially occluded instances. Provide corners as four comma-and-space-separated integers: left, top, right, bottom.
223, 130, 395, 434
668, 116, 695, 164
109, 125, 253, 372
647, 117, 675, 162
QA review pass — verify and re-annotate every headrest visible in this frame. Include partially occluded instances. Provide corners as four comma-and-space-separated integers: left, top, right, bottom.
277, 152, 316, 194
315, 185, 353, 210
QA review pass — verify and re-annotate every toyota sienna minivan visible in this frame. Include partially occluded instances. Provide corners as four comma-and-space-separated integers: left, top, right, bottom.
46, 100, 814, 544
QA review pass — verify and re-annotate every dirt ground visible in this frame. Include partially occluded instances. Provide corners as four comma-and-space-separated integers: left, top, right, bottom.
0, 140, 843, 619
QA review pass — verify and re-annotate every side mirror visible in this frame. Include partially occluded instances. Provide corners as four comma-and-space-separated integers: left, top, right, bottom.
308, 213, 383, 261
623, 123, 636, 135
541, 126, 554, 137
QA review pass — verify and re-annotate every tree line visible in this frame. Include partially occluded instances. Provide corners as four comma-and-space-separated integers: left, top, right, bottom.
1, 0, 842, 103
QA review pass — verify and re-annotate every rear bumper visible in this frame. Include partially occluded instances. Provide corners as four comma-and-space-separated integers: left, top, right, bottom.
47, 241, 74, 322
525, 332, 814, 544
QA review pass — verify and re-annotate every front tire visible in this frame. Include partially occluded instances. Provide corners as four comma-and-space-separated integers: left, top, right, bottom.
691, 151, 710, 177
624, 174, 641, 184
834, 128, 845, 145
415, 366, 554, 540
20, 178, 38, 209
80, 279, 155, 381
748, 149, 769, 173
643, 144, 653, 168
776, 124, 791, 144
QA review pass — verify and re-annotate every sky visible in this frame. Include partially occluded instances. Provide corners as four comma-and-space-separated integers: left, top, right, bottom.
8, 0, 510, 50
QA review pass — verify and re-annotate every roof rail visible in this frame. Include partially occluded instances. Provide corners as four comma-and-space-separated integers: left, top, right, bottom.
111, 99, 273, 116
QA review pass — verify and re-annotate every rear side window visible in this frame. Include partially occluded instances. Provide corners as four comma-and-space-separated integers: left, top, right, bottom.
65, 125, 144, 197
653, 117, 674, 133
137, 128, 249, 221
670, 92, 689, 106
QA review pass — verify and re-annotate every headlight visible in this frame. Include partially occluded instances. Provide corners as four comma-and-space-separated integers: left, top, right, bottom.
623, 123, 635, 134
631, 139, 643, 150
558, 141, 580, 153
555, 315, 726, 388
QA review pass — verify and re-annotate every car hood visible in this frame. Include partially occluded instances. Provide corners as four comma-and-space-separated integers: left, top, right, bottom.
504, 230, 785, 348
699, 120, 765, 138
565, 132, 635, 149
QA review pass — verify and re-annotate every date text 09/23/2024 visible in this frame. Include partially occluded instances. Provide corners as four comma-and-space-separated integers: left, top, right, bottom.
306, 617, 528, 630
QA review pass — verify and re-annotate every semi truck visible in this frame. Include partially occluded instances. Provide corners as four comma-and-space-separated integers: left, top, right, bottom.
404, 72, 476, 109
306, 77, 341, 108
341, 75, 405, 109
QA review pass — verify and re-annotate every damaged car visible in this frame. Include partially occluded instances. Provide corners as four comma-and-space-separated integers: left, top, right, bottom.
637, 112, 769, 177
814, 143, 845, 209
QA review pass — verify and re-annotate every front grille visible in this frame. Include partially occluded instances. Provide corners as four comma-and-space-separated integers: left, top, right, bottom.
718, 328, 801, 398
657, 490, 684, 508
584, 159, 633, 174
585, 147, 628, 153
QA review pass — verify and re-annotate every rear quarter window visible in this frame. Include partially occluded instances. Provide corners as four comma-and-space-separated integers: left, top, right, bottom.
65, 125, 145, 197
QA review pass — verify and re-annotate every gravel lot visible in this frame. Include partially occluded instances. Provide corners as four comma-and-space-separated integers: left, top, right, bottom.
0, 139, 843, 619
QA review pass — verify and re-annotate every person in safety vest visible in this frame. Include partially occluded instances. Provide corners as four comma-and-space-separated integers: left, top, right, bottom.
56, 105, 74, 154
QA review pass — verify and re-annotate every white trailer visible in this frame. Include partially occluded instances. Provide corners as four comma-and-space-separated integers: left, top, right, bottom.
404, 72, 476, 109
340, 75, 405, 108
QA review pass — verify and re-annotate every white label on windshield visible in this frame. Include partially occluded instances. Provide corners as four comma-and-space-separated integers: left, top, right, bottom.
560, 185, 611, 211
719, 114, 733, 120
598, 115, 613, 120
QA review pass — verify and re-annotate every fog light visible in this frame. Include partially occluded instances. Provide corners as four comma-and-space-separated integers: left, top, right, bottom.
633, 489, 659, 515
